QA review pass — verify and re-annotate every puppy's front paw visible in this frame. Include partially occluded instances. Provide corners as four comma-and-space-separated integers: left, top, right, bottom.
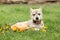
31, 28, 40, 31
34, 28, 40, 31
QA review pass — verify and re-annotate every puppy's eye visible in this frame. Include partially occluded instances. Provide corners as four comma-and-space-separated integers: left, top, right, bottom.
38, 13, 40, 15
33, 14, 35, 16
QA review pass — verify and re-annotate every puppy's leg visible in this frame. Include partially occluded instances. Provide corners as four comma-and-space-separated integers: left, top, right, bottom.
40, 21, 44, 29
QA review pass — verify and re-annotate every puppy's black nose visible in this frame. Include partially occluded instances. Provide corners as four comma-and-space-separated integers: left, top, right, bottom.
36, 17, 38, 20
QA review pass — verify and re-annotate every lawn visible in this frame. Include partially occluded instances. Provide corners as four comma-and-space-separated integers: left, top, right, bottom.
0, 4, 60, 40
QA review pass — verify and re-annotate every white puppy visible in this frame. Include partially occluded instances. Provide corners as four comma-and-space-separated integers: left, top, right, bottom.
11, 8, 44, 31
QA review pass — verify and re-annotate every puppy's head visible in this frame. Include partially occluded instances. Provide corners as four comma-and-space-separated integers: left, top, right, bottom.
30, 8, 42, 21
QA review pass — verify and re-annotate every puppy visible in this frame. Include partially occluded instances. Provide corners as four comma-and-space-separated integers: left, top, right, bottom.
11, 8, 44, 31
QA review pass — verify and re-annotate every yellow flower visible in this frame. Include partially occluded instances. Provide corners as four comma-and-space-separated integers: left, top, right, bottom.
43, 26, 47, 29
0, 27, 2, 32
5, 24, 9, 29
18, 28, 23, 32
12, 26, 17, 31
5, 26, 9, 29
42, 26, 47, 32
42, 29, 46, 32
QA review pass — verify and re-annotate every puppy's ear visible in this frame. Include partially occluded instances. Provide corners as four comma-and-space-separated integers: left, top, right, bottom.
30, 7, 33, 12
39, 7, 42, 11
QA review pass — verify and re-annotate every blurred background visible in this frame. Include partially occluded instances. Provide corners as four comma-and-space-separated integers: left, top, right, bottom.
0, 0, 60, 4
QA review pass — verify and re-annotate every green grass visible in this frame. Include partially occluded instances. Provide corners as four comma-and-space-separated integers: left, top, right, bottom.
0, 4, 60, 40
